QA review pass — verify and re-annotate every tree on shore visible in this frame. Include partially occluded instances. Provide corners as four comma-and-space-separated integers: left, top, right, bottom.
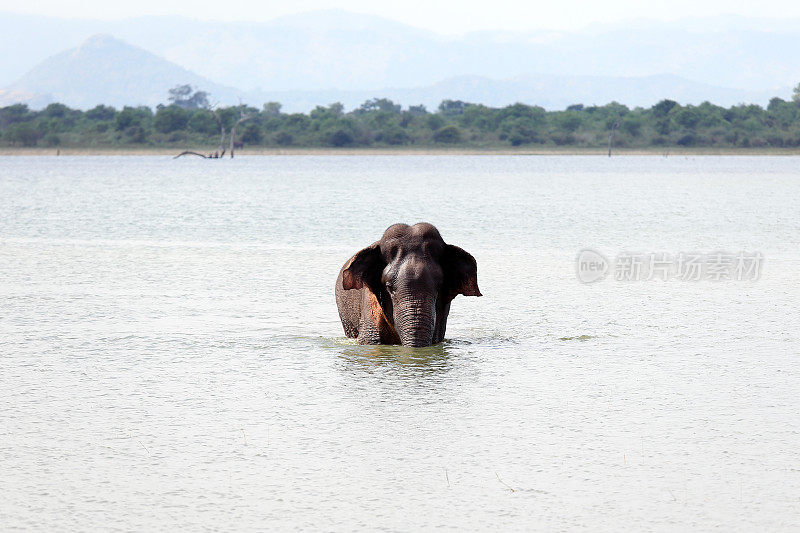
6, 83, 800, 151
168, 85, 210, 110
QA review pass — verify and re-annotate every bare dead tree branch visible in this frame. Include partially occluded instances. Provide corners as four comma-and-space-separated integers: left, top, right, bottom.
229, 105, 255, 158
171, 96, 244, 160
210, 106, 227, 158
173, 151, 209, 159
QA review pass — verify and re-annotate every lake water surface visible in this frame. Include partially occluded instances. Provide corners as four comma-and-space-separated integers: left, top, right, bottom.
1, 156, 799, 530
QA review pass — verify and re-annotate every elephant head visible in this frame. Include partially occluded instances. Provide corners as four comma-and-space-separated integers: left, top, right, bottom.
341, 222, 481, 347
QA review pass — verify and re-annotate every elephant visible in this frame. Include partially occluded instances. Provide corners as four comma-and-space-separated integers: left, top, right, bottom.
335, 222, 481, 347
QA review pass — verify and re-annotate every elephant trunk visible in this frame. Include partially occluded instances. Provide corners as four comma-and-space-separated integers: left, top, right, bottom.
394, 295, 437, 347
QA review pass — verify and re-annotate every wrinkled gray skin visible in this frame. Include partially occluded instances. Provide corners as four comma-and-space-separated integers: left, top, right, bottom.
335, 223, 481, 347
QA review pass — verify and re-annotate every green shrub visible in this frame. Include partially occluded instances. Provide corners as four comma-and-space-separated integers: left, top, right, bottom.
377, 125, 409, 145
328, 129, 354, 147
433, 125, 462, 143
44, 133, 61, 146
275, 131, 293, 145
5, 122, 42, 146
241, 123, 263, 144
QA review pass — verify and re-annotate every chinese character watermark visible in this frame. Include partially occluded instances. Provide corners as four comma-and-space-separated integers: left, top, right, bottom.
576, 249, 763, 283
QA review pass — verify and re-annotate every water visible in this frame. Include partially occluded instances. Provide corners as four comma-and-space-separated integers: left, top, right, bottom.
1, 155, 799, 531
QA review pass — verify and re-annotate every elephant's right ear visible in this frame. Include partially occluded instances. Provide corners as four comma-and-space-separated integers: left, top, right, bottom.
342, 242, 384, 292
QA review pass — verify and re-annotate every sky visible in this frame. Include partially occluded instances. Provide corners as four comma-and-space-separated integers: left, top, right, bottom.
5, 0, 800, 34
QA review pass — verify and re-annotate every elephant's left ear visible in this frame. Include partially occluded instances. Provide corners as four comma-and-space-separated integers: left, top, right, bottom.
443, 244, 482, 298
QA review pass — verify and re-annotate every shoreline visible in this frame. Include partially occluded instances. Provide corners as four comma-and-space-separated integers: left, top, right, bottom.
4, 146, 800, 156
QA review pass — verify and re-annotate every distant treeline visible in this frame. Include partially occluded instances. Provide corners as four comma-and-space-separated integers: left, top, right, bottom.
3, 94, 800, 150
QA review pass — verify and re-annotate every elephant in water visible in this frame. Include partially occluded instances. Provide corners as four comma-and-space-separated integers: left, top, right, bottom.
335, 223, 481, 347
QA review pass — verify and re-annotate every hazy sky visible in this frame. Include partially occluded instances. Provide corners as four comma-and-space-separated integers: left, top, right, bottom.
4, 0, 800, 33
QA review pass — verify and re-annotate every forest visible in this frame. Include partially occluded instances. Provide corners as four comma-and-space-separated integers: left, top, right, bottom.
3, 84, 800, 151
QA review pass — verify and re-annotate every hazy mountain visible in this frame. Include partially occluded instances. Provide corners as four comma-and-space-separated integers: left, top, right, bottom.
0, 34, 243, 109
0, 35, 782, 112
0, 10, 798, 96
0, 11, 795, 111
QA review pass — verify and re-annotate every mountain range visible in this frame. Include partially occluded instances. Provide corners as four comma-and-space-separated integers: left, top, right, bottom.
0, 11, 795, 111
0, 35, 241, 109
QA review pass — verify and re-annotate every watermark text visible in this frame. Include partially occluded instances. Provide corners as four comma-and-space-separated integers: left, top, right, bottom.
576, 249, 763, 283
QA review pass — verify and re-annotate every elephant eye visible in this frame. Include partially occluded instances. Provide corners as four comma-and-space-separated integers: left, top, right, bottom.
385, 281, 396, 293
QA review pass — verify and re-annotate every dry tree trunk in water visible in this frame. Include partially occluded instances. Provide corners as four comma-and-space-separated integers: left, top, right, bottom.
172, 104, 252, 160
229, 111, 254, 159
215, 111, 227, 158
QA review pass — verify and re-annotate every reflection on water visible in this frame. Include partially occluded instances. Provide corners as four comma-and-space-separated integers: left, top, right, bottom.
337, 342, 453, 376
557, 334, 595, 341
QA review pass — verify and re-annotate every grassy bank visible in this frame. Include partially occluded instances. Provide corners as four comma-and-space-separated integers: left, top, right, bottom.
5, 146, 800, 156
